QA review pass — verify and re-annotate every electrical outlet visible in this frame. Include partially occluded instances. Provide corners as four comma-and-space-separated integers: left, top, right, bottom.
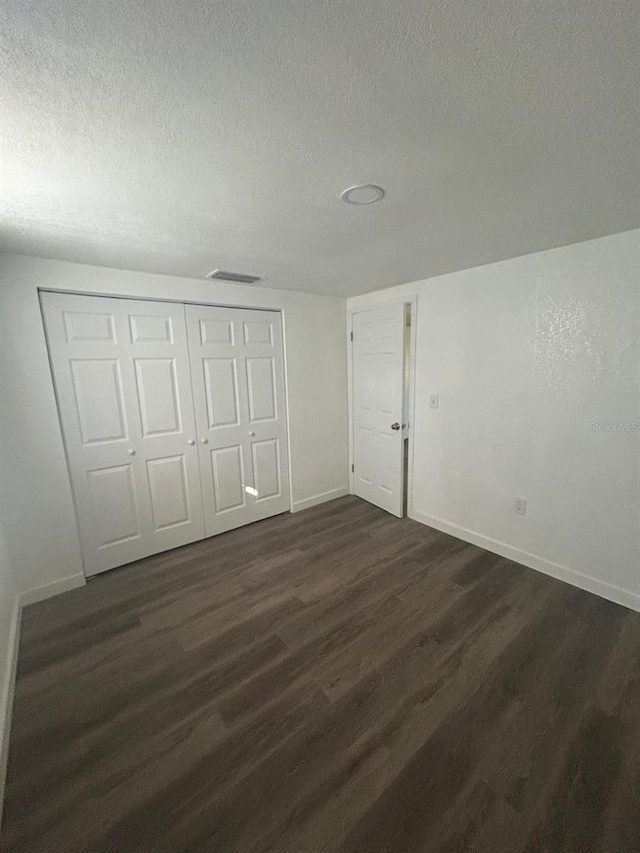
514, 497, 527, 516
429, 394, 439, 409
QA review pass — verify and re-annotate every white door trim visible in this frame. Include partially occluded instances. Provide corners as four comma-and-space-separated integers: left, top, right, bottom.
38, 287, 286, 312
347, 295, 418, 517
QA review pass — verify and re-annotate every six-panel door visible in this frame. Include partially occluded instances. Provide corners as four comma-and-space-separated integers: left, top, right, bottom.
41, 292, 206, 575
41, 292, 290, 575
352, 302, 405, 517
185, 305, 290, 537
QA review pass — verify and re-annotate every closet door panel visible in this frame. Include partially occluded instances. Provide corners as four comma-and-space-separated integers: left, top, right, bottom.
41, 293, 205, 576
87, 463, 140, 546
70, 358, 128, 444
246, 357, 277, 422
242, 310, 290, 523
146, 455, 192, 531
186, 306, 253, 535
134, 358, 182, 437
186, 305, 290, 535
42, 294, 148, 573
251, 439, 282, 502
203, 357, 241, 429
120, 299, 205, 551
210, 445, 247, 513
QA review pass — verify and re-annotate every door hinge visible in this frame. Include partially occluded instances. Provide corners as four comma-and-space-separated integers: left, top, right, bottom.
351, 463, 354, 473
350, 331, 353, 342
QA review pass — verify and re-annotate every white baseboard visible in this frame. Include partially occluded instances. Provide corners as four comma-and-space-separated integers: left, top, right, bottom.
409, 509, 640, 614
291, 486, 350, 513
19, 573, 86, 607
0, 597, 21, 828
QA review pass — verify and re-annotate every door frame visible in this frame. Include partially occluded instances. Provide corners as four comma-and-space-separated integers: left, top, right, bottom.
38, 287, 295, 577
347, 295, 418, 517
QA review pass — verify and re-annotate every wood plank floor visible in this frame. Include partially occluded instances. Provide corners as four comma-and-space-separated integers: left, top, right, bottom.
2, 496, 640, 852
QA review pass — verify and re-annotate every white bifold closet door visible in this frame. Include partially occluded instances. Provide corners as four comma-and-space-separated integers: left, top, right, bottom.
41, 292, 290, 577
185, 304, 290, 536
42, 292, 205, 575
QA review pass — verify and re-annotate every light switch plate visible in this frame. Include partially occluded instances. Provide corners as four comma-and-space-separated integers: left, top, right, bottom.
429, 394, 439, 409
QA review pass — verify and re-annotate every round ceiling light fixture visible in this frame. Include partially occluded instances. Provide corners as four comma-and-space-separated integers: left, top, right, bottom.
340, 184, 386, 205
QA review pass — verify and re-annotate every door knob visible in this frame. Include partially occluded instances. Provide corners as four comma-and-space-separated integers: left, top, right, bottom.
128, 448, 136, 455
391, 422, 401, 431
248, 431, 256, 437
187, 439, 195, 446
200, 437, 208, 444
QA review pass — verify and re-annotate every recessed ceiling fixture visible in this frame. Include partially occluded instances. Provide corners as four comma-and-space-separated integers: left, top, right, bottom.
206, 269, 261, 283
340, 184, 386, 205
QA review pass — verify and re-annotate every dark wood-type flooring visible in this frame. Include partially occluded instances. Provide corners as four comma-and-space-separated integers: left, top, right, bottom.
2, 496, 640, 852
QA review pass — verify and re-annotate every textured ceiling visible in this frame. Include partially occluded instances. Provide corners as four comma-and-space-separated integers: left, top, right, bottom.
1, 0, 639, 296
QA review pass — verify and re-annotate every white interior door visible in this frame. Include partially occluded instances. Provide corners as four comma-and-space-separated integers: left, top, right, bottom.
41, 292, 205, 575
352, 302, 406, 517
186, 305, 290, 535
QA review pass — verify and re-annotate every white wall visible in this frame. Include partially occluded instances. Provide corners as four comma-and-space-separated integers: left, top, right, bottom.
349, 229, 640, 610
0, 253, 349, 597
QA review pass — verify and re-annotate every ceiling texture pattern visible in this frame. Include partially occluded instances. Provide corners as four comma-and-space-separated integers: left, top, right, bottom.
1, 0, 638, 295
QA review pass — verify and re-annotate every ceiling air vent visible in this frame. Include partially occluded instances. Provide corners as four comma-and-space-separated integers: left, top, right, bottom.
206, 269, 261, 284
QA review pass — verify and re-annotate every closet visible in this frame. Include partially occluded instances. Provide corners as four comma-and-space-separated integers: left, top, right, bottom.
41, 291, 290, 576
